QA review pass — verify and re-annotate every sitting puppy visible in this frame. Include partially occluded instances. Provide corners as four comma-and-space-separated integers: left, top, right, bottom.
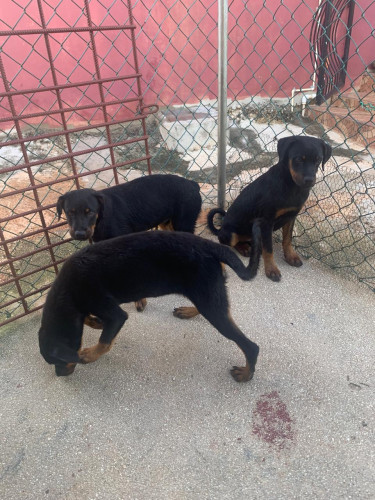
57, 174, 202, 311
207, 136, 332, 281
39, 229, 261, 382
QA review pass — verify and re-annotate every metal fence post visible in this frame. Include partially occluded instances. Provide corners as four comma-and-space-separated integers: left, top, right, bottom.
217, 0, 228, 210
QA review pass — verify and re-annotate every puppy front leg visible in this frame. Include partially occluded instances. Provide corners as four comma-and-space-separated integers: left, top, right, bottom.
282, 218, 303, 267
261, 220, 281, 282
79, 307, 128, 364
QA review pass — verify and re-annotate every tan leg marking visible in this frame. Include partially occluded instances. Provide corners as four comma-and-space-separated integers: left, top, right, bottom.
275, 207, 299, 218
158, 220, 174, 231
173, 306, 200, 319
79, 340, 114, 364
135, 298, 147, 312
230, 233, 252, 256
64, 363, 77, 375
230, 358, 252, 383
230, 232, 240, 247
282, 221, 303, 267
263, 249, 281, 282
84, 315, 103, 330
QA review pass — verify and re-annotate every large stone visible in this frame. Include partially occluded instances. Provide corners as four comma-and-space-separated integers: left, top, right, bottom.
160, 107, 219, 153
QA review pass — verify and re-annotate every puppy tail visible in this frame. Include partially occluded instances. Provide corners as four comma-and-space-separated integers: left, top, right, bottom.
219, 219, 262, 281
246, 219, 262, 279
207, 208, 226, 236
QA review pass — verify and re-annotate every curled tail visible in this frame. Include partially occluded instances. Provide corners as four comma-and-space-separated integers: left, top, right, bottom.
207, 208, 226, 236
217, 219, 262, 281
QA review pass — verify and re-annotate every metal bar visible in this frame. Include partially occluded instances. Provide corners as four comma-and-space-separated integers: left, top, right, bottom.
2, 284, 53, 309
0, 222, 67, 244
0, 306, 44, 328
0, 110, 154, 146
0, 224, 28, 312
0, 55, 59, 307
0, 25, 135, 36
0, 74, 141, 99
1, 258, 66, 288
0, 239, 70, 267
85, 0, 119, 184
340, 0, 355, 87
0, 94, 143, 125
0, 154, 151, 202
0, 134, 149, 176
217, 0, 228, 209
36, 0, 79, 189
126, 0, 152, 175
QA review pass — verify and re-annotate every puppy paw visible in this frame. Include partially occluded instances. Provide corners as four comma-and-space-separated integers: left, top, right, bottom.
285, 253, 303, 267
230, 365, 254, 382
173, 306, 199, 319
265, 267, 281, 282
135, 298, 147, 312
79, 346, 100, 364
234, 242, 251, 257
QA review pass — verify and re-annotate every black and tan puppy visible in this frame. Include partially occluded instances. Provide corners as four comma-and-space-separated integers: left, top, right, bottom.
57, 174, 202, 312
207, 136, 332, 281
56, 174, 202, 242
38, 229, 261, 382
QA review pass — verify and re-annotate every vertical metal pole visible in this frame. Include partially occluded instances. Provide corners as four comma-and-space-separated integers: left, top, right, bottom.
217, 0, 228, 209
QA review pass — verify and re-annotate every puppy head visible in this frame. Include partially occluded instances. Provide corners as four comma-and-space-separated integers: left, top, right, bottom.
56, 189, 104, 241
39, 328, 82, 376
277, 136, 332, 188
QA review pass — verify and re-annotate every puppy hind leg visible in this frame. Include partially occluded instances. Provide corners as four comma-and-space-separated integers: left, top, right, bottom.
189, 286, 259, 382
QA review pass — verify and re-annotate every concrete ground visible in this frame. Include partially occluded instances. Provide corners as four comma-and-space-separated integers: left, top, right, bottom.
0, 247, 374, 500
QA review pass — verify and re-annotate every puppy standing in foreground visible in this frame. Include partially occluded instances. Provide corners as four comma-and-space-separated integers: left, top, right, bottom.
207, 136, 332, 281
39, 229, 261, 382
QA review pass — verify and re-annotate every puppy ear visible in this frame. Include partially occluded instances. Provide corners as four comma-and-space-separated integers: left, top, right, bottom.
277, 136, 296, 163
94, 193, 105, 219
56, 195, 66, 220
321, 140, 332, 171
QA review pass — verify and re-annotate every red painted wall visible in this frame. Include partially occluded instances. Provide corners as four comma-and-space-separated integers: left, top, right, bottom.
0, 0, 373, 126
346, 0, 375, 87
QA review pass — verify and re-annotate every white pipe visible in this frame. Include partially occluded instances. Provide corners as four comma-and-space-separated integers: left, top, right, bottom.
290, 0, 322, 111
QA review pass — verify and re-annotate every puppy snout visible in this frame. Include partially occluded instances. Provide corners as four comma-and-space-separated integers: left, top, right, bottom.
303, 176, 316, 187
73, 230, 89, 241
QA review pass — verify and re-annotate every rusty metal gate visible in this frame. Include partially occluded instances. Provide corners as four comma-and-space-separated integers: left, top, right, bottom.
0, 0, 156, 326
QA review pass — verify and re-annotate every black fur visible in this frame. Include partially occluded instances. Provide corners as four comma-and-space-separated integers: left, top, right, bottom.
56, 174, 202, 241
207, 136, 332, 281
39, 230, 261, 382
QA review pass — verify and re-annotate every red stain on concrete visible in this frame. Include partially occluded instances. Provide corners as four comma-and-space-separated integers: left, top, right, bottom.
252, 391, 294, 450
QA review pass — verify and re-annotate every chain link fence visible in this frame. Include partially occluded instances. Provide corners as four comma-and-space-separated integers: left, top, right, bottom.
0, 0, 374, 326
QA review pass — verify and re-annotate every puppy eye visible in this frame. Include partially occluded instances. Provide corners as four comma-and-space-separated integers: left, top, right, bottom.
68, 209, 75, 215
295, 157, 303, 163
84, 208, 91, 214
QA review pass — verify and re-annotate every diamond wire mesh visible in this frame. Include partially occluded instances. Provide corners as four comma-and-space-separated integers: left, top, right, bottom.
133, 0, 375, 290
0, 0, 374, 327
